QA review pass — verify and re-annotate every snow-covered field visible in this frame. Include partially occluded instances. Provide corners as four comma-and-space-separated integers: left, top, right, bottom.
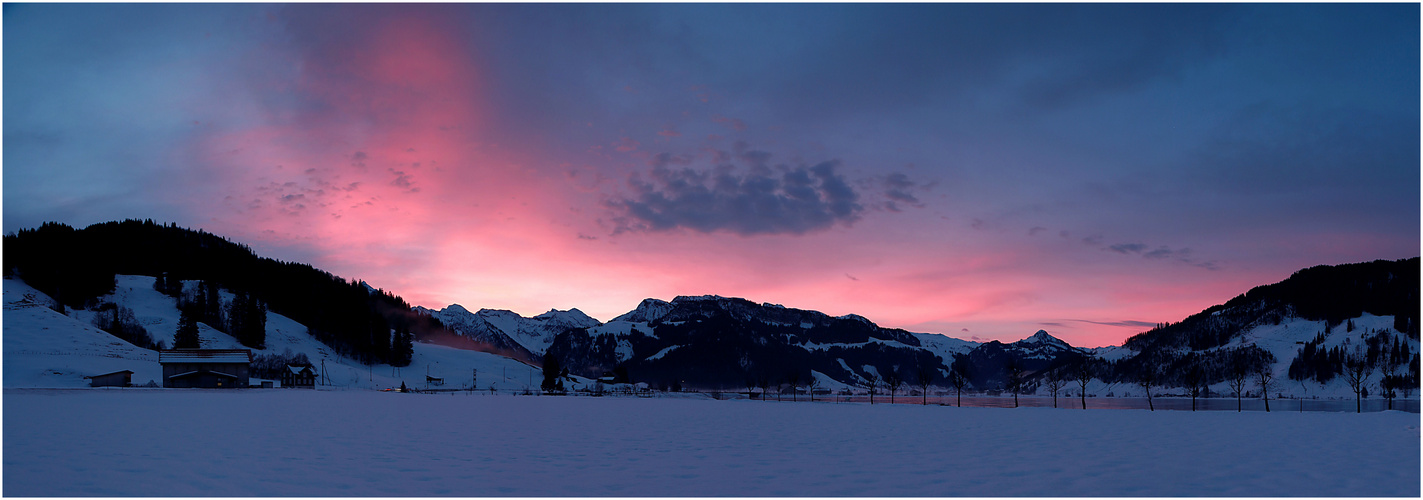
4, 389, 1417, 497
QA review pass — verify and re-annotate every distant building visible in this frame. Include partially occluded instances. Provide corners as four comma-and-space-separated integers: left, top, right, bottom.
84, 370, 133, 388
158, 349, 251, 388
282, 364, 316, 388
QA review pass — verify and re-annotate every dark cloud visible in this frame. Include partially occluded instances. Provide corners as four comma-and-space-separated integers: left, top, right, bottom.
845, 273, 859, 281
1108, 243, 1147, 254
878, 172, 930, 212
389, 169, 415, 190
1028, 226, 1047, 236
1070, 319, 1158, 329
1102, 241, 1219, 270
606, 158, 864, 236
1142, 246, 1175, 259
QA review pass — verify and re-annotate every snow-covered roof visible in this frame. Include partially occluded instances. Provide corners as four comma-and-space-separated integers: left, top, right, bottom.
287, 365, 313, 375
84, 370, 134, 378
158, 349, 251, 364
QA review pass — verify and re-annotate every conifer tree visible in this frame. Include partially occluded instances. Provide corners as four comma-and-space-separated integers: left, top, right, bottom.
391, 327, 413, 367
541, 351, 562, 392
174, 308, 201, 349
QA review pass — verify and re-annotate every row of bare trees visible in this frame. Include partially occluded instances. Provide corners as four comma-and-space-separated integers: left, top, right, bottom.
744, 341, 1412, 413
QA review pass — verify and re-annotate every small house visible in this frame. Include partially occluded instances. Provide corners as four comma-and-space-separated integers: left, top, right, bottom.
426, 375, 444, 386
85, 370, 133, 388
282, 364, 316, 388
158, 349, 251, 388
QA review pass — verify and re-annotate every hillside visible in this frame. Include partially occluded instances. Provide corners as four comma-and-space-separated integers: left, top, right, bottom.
1107, 258, 1420, 398
3, 275, 559, 392
3, 219, 506, 365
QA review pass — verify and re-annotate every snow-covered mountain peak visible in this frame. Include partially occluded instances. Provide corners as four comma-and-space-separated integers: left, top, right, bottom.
611, 298, 674, 323
533, 308, 600, 327
1012, 330, 1073, 350
443, 303, 471, 315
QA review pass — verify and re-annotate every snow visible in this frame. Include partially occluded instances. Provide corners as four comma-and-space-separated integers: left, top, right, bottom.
802, 338, 921, 351
911, 331, 979, 360
3, 279, 162, 388
3, 389, 1416, 496
1090, 344, 1137, 361
421, 304, 601, 356
645, 344, 681, 361
1203, 313, 1418, 399
4, 277, 547, 393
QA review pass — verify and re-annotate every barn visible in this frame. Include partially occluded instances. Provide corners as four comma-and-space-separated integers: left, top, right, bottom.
159, 349, 251, 388
84, 370, 133, 388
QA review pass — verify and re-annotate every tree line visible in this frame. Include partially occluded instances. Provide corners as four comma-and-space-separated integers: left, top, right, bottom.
5, 219, 420, 366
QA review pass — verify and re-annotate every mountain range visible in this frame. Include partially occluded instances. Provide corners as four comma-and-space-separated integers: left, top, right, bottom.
3, 220, 1417, 396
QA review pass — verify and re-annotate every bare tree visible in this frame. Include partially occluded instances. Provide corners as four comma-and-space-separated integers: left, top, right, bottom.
916, 367, 934, 405
807, 375, 821, 403
787, 371, 800, 403
1074, 358, 1094, 410
862, 373, 880, 405
1005, 359, 1024, 408
1229, 356, 1250, 412
947, 365, 968, 407
1257, 367, 1280, 413
1044, 368, 1067, 409
884, 369, 905, 405
1378, 344, 1400, 410
1183, 363, 1204, 412
1344, 348, 1372, 413
1256, 364, 1274, 412
1137, 366, 1157, 411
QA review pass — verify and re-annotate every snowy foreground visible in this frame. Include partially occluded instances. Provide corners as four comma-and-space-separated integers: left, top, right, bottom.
4, 389, 1418, 497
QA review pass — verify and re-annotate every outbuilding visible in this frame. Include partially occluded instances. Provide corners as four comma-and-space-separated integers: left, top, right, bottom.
159, 349, 251, 388
84, 370, 133, 388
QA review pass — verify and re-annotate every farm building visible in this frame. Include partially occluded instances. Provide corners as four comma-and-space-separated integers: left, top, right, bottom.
158, 349, 251, 388
281, 364, 316, 388
84, 370, 133, 388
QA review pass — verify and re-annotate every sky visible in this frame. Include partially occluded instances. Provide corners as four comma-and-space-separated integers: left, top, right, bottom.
4, 4, 1419, 348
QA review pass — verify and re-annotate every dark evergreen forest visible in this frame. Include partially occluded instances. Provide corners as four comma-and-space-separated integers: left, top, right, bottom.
2, 219, 443, 366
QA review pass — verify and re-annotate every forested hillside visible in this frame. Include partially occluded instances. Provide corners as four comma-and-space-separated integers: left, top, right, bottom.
4, 219, 445, 365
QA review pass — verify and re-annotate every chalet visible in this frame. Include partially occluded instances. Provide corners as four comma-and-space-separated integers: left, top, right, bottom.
426, 375, 444, 386
282, 364, 316, 388
158, 349, 251, 388
85, 370, 133, 388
